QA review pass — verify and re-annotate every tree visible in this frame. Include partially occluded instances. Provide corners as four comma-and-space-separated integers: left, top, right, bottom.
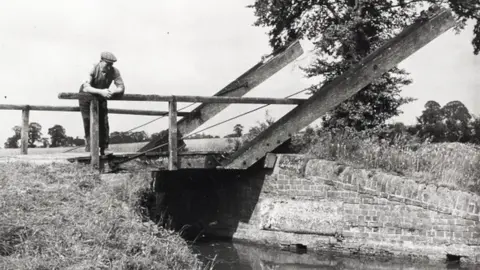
48, 125, 68, 147
41, 137, 50, 148
233, 124, 244, 137
441, 100, 472, 142
469, 115, 480, 144
28, 122, 42, 147
416, 100, 446, 142
110, 131, 149, 144
4, 126, 21, 148
72, 136, 85, 146
248, 1, 479, 130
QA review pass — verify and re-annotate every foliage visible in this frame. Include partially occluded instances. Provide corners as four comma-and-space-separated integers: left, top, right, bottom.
187, 133, 220, 139
224, 124, 244, 138
0, 162, 204, 269
234, 124, 244, 137
248, 0, 480, 130
72, 136, 86, 146
244, 111, 276, 143
41, 137, 50, 148
300, 127, 480, 194
442, 100, 472, 142
416, 100, 477, 143
28, 122, 42, 147
4, 126, 21, 148
111, 131, 149, 144
48, 124, 68, 148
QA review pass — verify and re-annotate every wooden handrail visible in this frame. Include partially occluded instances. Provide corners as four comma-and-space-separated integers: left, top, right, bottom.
0, 102, 192, 158
0, 104, 190, 116
58, 93, 306, 105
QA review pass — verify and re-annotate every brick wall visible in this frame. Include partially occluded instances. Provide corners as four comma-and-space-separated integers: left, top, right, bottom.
231, 154, 480, 264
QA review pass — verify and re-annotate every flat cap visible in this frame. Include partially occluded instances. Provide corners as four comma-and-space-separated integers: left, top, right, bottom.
100, 51, 117, 63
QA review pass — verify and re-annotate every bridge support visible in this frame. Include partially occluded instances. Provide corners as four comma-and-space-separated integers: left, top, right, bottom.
222, 7, 456, 169
90, 99, 100, 169
21, 108, 29, 155
168, 99, 178, 170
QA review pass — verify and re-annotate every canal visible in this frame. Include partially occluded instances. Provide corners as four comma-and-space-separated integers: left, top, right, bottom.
191, 240, 475, 270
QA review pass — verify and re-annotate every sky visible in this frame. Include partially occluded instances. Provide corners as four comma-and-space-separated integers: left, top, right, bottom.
0, 0, 479, 147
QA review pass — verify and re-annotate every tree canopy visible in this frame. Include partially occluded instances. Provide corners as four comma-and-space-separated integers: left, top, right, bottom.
248, 0, 479, 130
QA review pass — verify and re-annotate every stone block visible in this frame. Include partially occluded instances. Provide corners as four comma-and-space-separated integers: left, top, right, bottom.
276, 154, 309, 177
257, 198, 344, 235
304, 159, 336, 179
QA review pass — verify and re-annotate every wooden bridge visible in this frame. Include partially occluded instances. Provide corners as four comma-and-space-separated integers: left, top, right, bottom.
2, 6, 455, 174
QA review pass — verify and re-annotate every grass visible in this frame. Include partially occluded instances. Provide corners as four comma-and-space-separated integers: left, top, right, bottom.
297, 128, 480, 195
0, 162, 205, 269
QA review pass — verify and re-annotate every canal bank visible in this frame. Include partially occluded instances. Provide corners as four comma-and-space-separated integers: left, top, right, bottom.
152, 154, 480, 265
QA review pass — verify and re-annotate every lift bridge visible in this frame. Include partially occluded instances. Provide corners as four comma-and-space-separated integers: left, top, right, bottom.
13, 6, 455, 176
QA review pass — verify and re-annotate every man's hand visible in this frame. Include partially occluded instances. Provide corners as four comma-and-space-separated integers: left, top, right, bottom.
100, 90, 113, 99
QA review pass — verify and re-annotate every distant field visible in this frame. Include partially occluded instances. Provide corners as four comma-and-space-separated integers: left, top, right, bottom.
0, 138, 239, 156
0, 142, 148, 156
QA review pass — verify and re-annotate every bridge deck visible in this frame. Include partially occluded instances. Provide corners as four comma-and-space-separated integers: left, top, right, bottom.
0, 151, 227, 171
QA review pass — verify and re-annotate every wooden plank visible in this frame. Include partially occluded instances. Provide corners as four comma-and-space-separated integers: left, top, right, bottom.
264, 153, 278, 169
222, 7, 456, 169
67, 154, 221, 169
90, 99, 100, 169
168, 100, 178, 170
21, 109, 29, 155
57, 93, 306, 105
0, 104, 190, 116
139, 40, 304, 152
108, 108, 189, 117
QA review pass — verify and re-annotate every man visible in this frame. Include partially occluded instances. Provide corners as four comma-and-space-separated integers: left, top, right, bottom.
79, 51, 125, 155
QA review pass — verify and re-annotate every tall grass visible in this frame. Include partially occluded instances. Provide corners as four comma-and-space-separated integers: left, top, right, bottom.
299, 128, 480, 194
0, 162, 204, 269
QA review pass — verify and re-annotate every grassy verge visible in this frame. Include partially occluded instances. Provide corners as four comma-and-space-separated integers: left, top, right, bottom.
0, 162, 203, 269
294, 128, 480, 195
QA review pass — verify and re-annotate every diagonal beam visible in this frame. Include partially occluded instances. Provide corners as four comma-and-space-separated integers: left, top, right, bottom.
222, 7, 456, 169
138, 40, 304, 152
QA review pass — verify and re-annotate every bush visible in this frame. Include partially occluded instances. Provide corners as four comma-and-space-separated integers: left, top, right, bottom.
296, 127, 480, 195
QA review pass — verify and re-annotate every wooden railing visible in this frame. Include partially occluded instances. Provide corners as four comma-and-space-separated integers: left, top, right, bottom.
0, 104, 191, 156
57, 93, 307, 170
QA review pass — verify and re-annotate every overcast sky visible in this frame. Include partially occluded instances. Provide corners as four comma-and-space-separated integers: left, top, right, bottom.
0, 0, 479, 147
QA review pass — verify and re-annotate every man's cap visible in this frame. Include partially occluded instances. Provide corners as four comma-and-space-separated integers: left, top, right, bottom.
100, 51, 117, 63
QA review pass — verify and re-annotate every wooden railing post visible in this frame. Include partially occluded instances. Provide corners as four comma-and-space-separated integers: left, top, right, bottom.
90, 99, 100, 169
168, 97, 178, 170
21, 108, 29, 155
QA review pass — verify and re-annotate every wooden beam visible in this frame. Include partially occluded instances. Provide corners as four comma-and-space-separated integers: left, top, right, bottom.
221, 7, 456, 169
67, 153, 222, 169
20, 109, 29, 155
168, 101, 178, 170
168, 99, 178, 170
90, 99, 100, 169
57, 93, 306, 105
139, 40, 304, 152
0, 104, 190, 116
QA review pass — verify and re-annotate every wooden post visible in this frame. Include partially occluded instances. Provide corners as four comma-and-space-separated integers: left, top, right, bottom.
168, 98, 178, 170
20, 108, 29, 155
90, 99, 100, 169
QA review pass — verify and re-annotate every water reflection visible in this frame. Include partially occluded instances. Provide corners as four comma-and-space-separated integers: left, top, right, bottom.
191, 240, 476, 270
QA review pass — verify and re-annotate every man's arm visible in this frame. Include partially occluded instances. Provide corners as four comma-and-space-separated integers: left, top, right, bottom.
107, 68, 125, 98
81, 66, 112, 98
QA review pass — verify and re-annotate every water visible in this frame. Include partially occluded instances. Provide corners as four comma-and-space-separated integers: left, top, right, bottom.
191, 240, 477, 270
